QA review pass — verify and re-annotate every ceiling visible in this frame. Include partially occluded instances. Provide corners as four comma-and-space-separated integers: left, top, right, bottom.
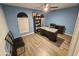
5, 3, 78, 11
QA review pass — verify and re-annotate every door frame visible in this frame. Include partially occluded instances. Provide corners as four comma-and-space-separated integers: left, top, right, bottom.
68, 12, 79, 56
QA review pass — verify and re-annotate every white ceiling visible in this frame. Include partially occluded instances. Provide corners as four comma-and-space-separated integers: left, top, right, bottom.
5, 3, 78, 11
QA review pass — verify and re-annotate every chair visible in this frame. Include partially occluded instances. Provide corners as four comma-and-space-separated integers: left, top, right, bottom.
5, 33, 16, 56
5, 31, 25, 56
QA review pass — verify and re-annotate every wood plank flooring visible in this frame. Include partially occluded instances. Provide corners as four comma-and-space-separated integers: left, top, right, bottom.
18, 33, 72, 56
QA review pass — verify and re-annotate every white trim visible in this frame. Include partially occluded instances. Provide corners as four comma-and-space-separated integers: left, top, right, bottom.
64, 33, 72, 36
21, 32, 34, 37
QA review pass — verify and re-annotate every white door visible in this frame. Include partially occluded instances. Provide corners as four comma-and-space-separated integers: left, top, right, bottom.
0, 5, 9, 55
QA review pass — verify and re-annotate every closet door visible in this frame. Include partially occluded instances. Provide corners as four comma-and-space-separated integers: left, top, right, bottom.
0, 5, 9, 56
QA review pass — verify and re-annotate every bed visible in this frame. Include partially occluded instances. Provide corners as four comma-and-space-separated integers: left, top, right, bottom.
39, 27, 58, 42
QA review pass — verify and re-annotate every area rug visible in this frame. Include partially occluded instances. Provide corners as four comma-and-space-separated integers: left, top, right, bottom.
52, 37, 64, 47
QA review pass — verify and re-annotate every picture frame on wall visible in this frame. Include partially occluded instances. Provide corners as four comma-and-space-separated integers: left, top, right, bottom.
32, 12, 38, 17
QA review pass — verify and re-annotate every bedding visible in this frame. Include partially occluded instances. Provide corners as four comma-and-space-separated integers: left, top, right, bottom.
40, 26, 58, 33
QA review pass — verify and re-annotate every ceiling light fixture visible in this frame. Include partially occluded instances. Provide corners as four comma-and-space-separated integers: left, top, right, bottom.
43, 3, 49, 12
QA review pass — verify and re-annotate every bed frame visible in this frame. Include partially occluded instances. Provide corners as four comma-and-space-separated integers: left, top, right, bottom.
39, 28, 58, 42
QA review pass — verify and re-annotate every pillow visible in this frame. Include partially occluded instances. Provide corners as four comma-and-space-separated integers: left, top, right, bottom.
50, 23, 56, 28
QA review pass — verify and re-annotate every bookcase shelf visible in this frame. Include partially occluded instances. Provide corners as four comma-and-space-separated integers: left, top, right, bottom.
32, 12, 44, 33
33, 16, 41, 33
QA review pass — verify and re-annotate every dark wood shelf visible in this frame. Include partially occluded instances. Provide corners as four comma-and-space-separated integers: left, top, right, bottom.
33, 16, 41, 32
32, 13, 44, 33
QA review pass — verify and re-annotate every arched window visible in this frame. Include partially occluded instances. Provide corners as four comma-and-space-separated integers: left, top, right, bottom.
17, 12, 29, 33
17, 12, 28, 17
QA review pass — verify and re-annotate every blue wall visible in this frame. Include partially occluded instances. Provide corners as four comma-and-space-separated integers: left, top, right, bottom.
2, 4, 43, 38
2, 4, 79, 37
45, 6, 79, 35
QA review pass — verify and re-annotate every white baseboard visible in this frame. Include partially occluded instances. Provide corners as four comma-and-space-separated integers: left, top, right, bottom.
21, 32, 34, 37
64, 33, 72, 36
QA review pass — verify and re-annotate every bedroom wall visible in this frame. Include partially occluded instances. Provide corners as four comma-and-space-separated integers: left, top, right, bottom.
2, 4, 43, 38
2, 4, 79, 38
45, 6, 79, 35
0, 5, 9, 55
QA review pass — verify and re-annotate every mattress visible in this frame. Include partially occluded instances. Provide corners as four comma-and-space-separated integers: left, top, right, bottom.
40, 26, 58, 33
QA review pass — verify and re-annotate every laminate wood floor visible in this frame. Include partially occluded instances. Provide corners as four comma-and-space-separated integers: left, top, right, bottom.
18, 33, 72, 56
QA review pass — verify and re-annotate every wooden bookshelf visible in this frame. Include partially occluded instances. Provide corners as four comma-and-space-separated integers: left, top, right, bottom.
32, 12, 44, 33
33, 16, 41, 33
